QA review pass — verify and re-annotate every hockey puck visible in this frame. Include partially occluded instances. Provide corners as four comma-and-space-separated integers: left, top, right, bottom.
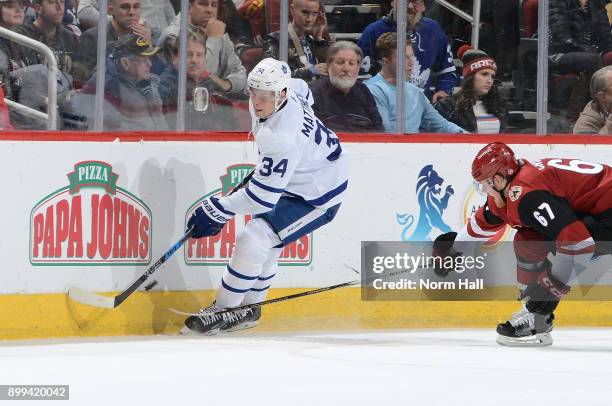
144, 280, 158, 291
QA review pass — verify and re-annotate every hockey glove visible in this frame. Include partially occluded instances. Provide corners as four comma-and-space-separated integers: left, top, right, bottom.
431, 231, 461, 277
188, 197, 234, 238
521, 267, 570, 315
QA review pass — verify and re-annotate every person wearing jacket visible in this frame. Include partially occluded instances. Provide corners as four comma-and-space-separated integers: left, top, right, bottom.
574, 65, 612, 134
158, 33, 239, 130
262, 0, 328, 82
16, 0, 86, 81
159, 0, 246, 95
365, 33, 465, 134
80, 34, 168, 130
549, 0, 612, 75
0, 0, 28, 99
435, 46, 507, 133
357, 0, 458, 102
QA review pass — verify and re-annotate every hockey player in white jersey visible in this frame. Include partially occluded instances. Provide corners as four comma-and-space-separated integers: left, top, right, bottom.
181, 58, 350, 335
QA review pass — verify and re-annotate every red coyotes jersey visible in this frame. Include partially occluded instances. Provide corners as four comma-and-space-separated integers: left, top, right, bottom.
462, 158, 612, 257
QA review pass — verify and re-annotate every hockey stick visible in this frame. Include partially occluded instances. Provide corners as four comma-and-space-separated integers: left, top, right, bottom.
169, 280, 359, 317
170, 263, 430, 317
68, 227, 194, 308
68, 167, 256, 309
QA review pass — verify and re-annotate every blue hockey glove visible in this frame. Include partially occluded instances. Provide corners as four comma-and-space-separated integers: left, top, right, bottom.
188, 197, 234, 238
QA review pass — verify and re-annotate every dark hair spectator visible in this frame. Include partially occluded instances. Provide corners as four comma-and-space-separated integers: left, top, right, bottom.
79, 0, 160, 81
573, 65, 612, 134
80, 34, 168, 130
309, 41, 384, 132
357, 0, 458, 103
160, 0, 251, 47
435, 46, 507, 133
365, 32, 466, 133
262, 0, 328, 82
0, 0, 28, 99
159, 0, 247, 95
159, 33, 238, 129
16, 0, 85, 80
77, 0, 175, 32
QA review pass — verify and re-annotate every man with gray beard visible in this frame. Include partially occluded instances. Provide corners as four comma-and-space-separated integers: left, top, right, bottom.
309, 41, 384, 132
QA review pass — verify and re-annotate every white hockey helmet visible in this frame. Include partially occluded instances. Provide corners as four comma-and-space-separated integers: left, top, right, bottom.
247, 58, 291, 99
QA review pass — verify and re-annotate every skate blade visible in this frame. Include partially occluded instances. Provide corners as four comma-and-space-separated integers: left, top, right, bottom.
179, 325, 221, 336
496, 332, 553, 347
222, 321, 259, 333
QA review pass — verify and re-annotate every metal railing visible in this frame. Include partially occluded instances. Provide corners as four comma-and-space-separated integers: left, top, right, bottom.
434, 0, 481, 48
0, 26, 58, 130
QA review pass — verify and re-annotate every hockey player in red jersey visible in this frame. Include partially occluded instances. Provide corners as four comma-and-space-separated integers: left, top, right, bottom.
433, 142, 612, 346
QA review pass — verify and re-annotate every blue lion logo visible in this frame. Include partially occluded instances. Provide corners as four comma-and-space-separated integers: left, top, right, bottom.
397, 164, 454, 241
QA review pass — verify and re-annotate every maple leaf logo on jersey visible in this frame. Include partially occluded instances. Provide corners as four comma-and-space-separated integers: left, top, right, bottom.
509, 186, 522, 202
409, 57, 430, 90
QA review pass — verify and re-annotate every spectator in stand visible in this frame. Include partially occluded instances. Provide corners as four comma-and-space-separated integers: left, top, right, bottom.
357, 0, 457, 102
77, 0, 174, 32
63, 0, 81, 36
160, 0, 252, 47
80, 34, 168, 130
79, 0, 157, 80
263, 0, 328, 82
549, 0, 612, 120
549, 0, 612, 75
159, 34, 238, 129
159, 0, 247, 96
0, 0, 28, 99
309, 41, 384, 133
17, 0, 85, 80
435, 46, 507, 133
366, 33, 466, 133
574, 66, 612, 134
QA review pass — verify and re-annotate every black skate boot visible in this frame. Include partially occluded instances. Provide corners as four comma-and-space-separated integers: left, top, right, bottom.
181, 303, 226, 335
181, 303, 259, 335
221, 306, 261, 332
496, 305, 554, 347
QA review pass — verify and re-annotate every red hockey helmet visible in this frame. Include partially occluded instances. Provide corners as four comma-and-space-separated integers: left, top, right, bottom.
471, 142, 519, 182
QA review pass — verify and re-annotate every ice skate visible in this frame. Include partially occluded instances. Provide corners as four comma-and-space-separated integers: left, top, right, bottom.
181, 303, 255, 335
222, 306, 261, 332
496, 305, 554, 347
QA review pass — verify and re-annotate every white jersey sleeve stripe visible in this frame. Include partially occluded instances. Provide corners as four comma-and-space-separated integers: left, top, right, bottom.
305, 180, 348, 206
245, 188, 275, 209
250, 177, 284, 193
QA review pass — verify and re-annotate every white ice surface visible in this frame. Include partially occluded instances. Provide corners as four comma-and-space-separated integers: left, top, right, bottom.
1, 329, 612, 405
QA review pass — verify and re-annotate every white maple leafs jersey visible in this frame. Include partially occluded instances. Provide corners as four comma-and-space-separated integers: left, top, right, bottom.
219, 83, 349, 215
